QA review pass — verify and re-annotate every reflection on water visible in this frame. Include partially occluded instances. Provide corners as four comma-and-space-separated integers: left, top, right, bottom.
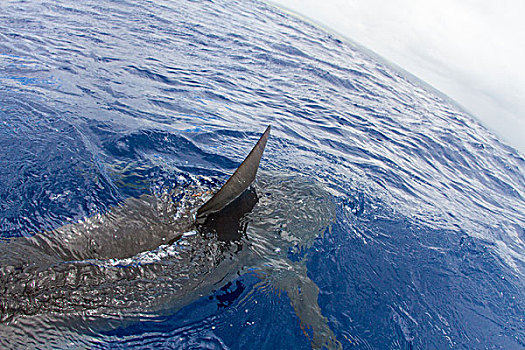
1, 0, 524, 347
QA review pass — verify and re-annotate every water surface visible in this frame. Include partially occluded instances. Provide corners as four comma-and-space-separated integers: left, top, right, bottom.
1, 0, 524, 348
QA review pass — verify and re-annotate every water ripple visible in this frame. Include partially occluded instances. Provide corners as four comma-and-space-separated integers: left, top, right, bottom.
0, 0, 524, 348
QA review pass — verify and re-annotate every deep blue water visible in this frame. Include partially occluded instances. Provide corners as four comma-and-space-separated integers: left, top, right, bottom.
1, 0, 525, 348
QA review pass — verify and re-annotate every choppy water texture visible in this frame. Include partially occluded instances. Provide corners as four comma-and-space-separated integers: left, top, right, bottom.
1, 0, 524, 348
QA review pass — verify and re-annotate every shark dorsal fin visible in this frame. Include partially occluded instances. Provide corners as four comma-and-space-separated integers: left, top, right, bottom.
196, 125, 271, 221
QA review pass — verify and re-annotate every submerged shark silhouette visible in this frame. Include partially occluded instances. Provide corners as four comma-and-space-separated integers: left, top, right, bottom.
0, 126, 341, 349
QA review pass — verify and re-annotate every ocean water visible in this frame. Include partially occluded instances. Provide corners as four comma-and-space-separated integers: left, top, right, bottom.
1, 0, 524, 349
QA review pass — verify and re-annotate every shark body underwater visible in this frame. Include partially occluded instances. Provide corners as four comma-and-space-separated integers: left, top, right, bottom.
0, 126, 341, 349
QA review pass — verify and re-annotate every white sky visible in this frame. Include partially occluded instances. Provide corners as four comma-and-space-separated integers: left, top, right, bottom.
269, 0, 525, 154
